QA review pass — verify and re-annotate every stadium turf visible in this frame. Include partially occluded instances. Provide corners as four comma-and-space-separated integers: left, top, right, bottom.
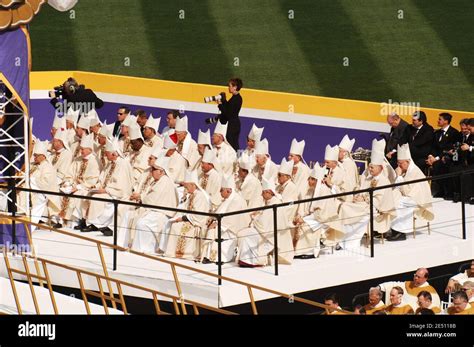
29, 0, 474, 111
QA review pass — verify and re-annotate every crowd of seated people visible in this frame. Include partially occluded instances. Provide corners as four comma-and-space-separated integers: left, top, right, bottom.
21, 106, 474, 267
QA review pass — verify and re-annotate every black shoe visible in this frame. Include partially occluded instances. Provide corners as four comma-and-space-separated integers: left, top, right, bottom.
452, 193, 460, 203
52, 223, 62, 229
294, 254, 315, 259
74, 219, 87, 230
386, 230, 407, 241
202, 257, 213, 264
373, 231, 383, 239
81, 224, 98, 233
99, 227, 113, 236
335, 243, 343, 251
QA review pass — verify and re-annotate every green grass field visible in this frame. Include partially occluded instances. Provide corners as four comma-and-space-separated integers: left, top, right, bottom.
30, 0, 474, 111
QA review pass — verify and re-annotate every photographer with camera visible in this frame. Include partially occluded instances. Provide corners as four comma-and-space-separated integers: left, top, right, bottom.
49, 77, 104, 115
426, 113, 461, 199
204, 78, 243, 151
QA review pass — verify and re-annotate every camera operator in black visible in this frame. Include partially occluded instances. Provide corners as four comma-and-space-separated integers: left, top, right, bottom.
50, 77, 104, 115
426, 113, 461, 199
205, 78, 243, 151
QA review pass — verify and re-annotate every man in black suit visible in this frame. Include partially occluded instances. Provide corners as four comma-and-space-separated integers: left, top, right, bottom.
458, 118, 474, 204
449, 119, 471, 202
427, 113, 461, 199
408, 111, 434, 173
112, 106, 130, 138
384, 113, 410, 168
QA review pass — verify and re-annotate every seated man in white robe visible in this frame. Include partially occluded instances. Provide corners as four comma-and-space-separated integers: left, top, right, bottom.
118, 115, 137, 156
235, 153, 263, 208
65, 134, 101, 230
162, 133, 187, 184
125, 156, 179, 253
212, 121, 237, 176
292, 163, 327, 259
338, 134, 360, 191
242, 123, 264, 159
162, 170, 211, 260
193, 129, 212, 174
199, 148, 222, 208
338, 150, 396, 251
288, 138, 310, 195
96, 123, 113, 171
49, 129, 73, 227
69, 116, 90, 160
236, 177, 283, 267
201, 175, 250, 264
387, 144, 434, 241
87, 109, 101, 142
175, 116, 200, 170
82, 138, 133, 236
127, 123, 152, 185
65, 107, 79, 147
143, 115, 163, 150
324, 144, 352, 202
273, 158, 299, 264
19, 141, 60, 231
252, 139, 278, 183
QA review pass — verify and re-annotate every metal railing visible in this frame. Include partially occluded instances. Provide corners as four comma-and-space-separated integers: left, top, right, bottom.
3, 168, 473, 288
1, 214, 352, 315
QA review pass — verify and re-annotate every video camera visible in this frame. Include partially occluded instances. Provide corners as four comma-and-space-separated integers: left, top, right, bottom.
49, 85, 65, 98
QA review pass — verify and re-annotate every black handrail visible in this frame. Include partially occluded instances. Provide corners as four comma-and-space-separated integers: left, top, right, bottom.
5, 167, 473, 284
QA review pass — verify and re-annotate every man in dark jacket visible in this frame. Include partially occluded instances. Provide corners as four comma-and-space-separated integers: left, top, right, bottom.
448, 119, 470, 202
427, 113, 461, 199
205, 78, 243, 151
385, 113, 410, 168
408, 111, 434, 173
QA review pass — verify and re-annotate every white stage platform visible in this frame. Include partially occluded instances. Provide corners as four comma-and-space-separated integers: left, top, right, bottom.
1, 199, 473, 309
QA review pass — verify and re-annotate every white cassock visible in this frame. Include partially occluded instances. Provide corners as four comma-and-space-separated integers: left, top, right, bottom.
292, 161, 310, 195
330, 164, 354, 202
214, 142, 237, 176
66, 128, 76, 147
65, 154, 101, 221
119, 136, 132, 157
167, 151, 187, 184
49, 148, 73, 217
237, 195, 283, 266
20, 161, 59, 231
127, 145, 152, 185
163, 189, 211, 260
293, 183, 327, 257
201, 191, 250, 263
145, 134, 163, 150
391, 161, 434, 233
124, 175, 178, 253
340, 157, 360, 192
252, 159, 279, 183
199, 168, 222, 208
69, 137, 83, 160
274, 180, 299, 264
236, 172, 263, 208
338, 173, 396, 250
178, 135, 200, 170
86, 157, 133, 229
95, 145, 108, 172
